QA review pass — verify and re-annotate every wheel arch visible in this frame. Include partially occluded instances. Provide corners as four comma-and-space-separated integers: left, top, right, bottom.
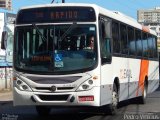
113, 77, 120, 93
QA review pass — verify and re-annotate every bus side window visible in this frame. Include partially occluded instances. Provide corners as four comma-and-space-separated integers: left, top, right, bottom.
99, 18, 112, 64
112, 22, 120, 54
120, 24, 128, 55
136, 30, 142, 57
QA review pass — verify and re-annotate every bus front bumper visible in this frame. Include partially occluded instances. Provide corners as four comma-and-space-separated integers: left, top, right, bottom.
13, 86, 100, 106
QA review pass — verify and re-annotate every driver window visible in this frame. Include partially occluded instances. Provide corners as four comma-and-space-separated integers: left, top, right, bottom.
100, 17, 112, 64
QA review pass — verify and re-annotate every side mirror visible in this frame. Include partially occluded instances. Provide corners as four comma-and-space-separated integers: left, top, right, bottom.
1, 31, 8, 50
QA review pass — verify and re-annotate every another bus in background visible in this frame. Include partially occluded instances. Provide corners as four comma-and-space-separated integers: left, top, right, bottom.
0, 12, 16, 90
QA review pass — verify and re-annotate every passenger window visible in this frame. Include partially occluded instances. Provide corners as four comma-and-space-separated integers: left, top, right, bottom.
148, 34, 154, 58
112, 22, 120, 54
153, 36, 158, 58
142, 32, 148, 57
100, 18, 112, 64
120, 24, 128, 55
136, 30, 142, 57
128, 27, 136, 56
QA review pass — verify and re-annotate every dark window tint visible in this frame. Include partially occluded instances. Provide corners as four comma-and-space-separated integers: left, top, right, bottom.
142, 32, 148, 57
153, 36, 158, 58
100, 18, 112, 64
120, 24, 128, 54
15, 25, 98, 74
112, 22, 120, 54
148, 34, 154, 58
135, 30, 142, 57
128, 27, 136, 55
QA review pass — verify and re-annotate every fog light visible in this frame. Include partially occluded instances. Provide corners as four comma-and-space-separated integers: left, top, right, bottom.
17, 80, 22, 85
88, 80, 93, 85
22, 85, 28, 90
70, 96, 75, 102
82, 84, 89, 90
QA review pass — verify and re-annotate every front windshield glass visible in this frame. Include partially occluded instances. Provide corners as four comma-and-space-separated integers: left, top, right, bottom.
14, 24, 97, 74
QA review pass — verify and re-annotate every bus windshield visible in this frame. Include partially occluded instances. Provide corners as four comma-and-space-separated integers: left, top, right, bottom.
14, 24, 97, 74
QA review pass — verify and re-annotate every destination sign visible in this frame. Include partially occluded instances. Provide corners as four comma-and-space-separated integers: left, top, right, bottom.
16, 7, 96, 24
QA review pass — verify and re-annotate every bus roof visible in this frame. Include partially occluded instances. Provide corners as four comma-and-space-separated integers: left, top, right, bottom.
19, 3, 96, 10
18, 3, 156, 36
96, 5, 156, 35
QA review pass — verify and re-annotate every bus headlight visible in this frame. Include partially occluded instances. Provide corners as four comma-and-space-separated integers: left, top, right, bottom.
82, 84, 89, 90
15, 79, 32, 92
76, 79, 94, 91
88, 80, 93, 85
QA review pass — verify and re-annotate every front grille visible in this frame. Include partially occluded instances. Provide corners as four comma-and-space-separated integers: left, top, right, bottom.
27, 76, 82, 84
35, 87, 75, 91
35, 87, 51, 91
57, 87, 74, 90
38, 94, 70, 101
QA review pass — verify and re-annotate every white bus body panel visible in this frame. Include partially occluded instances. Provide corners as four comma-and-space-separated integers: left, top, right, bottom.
148, 61, 159, 93
100, 57, 159, 105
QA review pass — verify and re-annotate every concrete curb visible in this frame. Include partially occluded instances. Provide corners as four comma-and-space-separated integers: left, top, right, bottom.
0, 90, 13, 103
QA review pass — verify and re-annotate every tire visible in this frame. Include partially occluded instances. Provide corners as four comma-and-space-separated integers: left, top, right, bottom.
36, 106, 51, 116
107, 83, 119, 115
137, 81, 147, 104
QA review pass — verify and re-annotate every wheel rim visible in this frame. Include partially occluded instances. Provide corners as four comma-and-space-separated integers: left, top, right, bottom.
112, 91, 118, 108
143, 87, 147, 98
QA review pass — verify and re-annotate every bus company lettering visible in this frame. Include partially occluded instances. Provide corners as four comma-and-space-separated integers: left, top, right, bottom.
120, 69, 132, 79
50, 11, 78, 19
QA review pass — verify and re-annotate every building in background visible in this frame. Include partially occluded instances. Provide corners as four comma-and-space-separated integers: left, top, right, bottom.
0, 0, 12, 10
137, 7, 160, 51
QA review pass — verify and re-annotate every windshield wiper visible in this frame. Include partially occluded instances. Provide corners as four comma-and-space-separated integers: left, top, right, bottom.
32, 24, 47, 42
59, 22, 77, 41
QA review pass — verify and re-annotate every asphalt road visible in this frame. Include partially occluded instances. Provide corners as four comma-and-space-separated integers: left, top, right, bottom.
0, 87, 160, 120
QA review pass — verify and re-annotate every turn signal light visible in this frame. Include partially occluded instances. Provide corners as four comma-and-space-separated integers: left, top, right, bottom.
12, 77, 17, 81
93, 76, 98, 80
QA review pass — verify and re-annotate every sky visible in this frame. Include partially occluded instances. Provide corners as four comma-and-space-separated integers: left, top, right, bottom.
1, 0, 160, 19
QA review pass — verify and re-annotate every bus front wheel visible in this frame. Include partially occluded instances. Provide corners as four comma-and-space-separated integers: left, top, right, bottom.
107, 83, 119, 115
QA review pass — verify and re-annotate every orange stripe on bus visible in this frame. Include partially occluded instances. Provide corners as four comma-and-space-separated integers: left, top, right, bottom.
136, 60, 149, 96
142, 26, 150, 33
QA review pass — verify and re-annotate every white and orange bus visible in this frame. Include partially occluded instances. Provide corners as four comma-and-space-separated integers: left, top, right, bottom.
13, 3, 159, 115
